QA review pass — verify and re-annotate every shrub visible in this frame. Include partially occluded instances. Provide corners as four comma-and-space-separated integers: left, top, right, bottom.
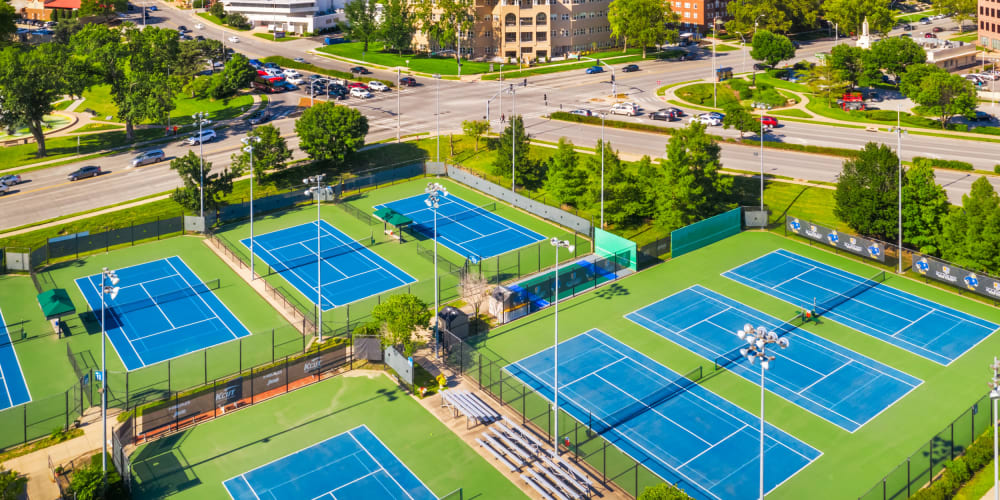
225, 11, 249, 29
757, 87, 786, 108
994, 164, 1000, 174
912, 156, 974, 171
865, 110, 899, 121
209, 0, 224, 17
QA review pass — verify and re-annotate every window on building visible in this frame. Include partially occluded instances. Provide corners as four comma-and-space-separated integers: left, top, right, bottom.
505, 13, 516, 25
684, 11, 690, 17
561, 13, 569, 19
506, 32, 516, 41
537, 12, 547, 24
520, 16, 533, 25
537, 31, 547, 41
521, 32, 533, 41
683, 2, 690, 7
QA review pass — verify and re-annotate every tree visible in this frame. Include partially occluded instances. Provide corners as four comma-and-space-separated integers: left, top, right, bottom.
379, 0, 416, 55
934, 0, 977, 31
225, 12, 250, 29
415, 0, 474, 61
372, 294, 431, 357
581, 139, 625, 215
493, 115, 541, 189
722, 103, 759, 139
829, 43, 876, 91
0, 44, 74, 157
209, 0, 225, 18
344, 0, 380, 52
231, 124, 292, 179
901, 162, 950, 255
909, 71, 977, 129
655, 123, 733, 231
175, 40, 209, 81
461, 119, 489, 151
608, 0, 679, 57
638, 482, 694, 500
0, 467, 27, 500
821, 0, 893, 37
170, 151, 239, 213
544, 138, 588, 207
899, 63, 945, 99
0, 2, 16, 43
457, 272, 490, 332
869, 36, 926, 84
725, 0, 792, 35
750, 29, 796, 68
295, 103, 369, 170
805, 58, 849, 106
610, 155, 659, 227
216, 52, 255, 97
833, 142, 901, 241
53, 18, 82, 44
941, 177, 1000, 272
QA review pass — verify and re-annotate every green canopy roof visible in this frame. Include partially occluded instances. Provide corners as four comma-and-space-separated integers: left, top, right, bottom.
386, 213, 413, 227
37, 289, 74, 319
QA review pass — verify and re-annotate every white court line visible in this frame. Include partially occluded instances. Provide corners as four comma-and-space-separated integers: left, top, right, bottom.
677, 424, 751, 469
138, 282, 177, 330
316, 221, 413, 287
358, 424, 437, 499
164, 258, 240, 342
130, 318, 218, 343
348, 430, 416, 500
80, 275, 145, 368
0, 308, 18, 406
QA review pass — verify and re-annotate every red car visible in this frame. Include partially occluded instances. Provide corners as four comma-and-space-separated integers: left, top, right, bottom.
399, 76, 417, 86
760, 116, 779, 127
347, 82, 368, 90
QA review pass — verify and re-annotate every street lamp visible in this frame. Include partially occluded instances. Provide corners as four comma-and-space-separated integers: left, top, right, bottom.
434, 73, 442, 162
425, 182, 448, 358
751, 15, 765, 85
599, 110, 606, 228
758, 103, 771, 212
192, 112, 209, 219
890, 104, 907, 274
242, 136, 261, 279
99, 268, 120, 495
550, 237, 574, 455
990, 357, 1000, 500
736, 31, 747, 75
508, 84, 516, 192
303, 174, 332, 342
736, 323, 789, 500
712, 16, 721, 108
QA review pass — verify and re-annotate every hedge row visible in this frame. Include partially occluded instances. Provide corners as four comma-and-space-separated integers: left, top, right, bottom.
912, 156, 974, 171
912, 425, 994, 500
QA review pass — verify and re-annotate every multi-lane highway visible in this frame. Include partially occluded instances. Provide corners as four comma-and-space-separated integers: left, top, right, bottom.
0, 6, 995, 231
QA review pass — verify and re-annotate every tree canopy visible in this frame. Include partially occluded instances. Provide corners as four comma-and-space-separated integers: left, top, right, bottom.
829, 43, 877, 91
909, 71, 977, 129
493, 115, 542, 189
379, 0, 416, 55
869, 36, 926, 83
725, 0, 823, 35
372, 294, 431, 357
934, 0, 977, 31
231, 124, 292, 180
750, 29, 796, 68
833, 142, 902, 241
655, 123, 733, 231
901, 162, 950, 255
170, 151, 239, 213
344, 0, 380, 52
821, 0, 894, 37
608, 0, 679, 57
294, 103, 370, 171
941, 177, 1000, 273
544, 138, 588, 207
0, 44, 77, 157
722, 103, 760, 138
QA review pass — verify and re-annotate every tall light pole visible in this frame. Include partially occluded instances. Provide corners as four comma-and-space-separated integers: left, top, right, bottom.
192, 111, 208, 219
737, 323, 789, 500
550, 237, 574, 455
890, 104, 907, 274
303, 174, 331, 342
396, 66, 401, 143
509, 84, 516, 192
99, 268, 120, 495
425, 182, 448, 358
712, 16, 719, 108
434, 73, 441, 161
751, 15, 765, 85
759, 105, 769, 212
600, 111, 606, 228
990, 357, 1000, 500
736, 31, 747, 75
242, 136, 261, 279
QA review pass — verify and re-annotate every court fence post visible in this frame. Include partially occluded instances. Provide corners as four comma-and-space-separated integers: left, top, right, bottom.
23, 405, 27, 445
478, 360, 482, 390
239, 339, 243, 373
928, 439, 933, 484
498, 371, 503, 406
284, 356, 290, 393
167, 360, 172, 396
64, 390, 69, 430
204, 349, 208, 386
633, 463, 638, 497
212, 381, 218, 418
250, 367, 255, 404
271, 330, 275, 364
602, 440, 607, 484
906, 458, 910, 497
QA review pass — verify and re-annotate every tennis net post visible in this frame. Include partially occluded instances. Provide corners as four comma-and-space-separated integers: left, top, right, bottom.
814, 269, 886, 317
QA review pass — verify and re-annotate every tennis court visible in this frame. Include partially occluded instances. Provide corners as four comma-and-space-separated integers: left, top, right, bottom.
243, 221, 415, 311
506, 329, 820, 500
723, 249, 999, 365
223, 424, 437, 500
625, 286, 922, 432
75, 257, 251, 371
0, 309, 31, 410
375, 193, 545, 261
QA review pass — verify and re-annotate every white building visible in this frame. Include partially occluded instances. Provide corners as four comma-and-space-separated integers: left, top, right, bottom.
221, 0, 345, 35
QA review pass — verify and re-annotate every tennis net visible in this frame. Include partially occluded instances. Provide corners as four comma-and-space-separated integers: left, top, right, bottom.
592, 366, 702, 434
714, 313, 805, 370
816, 270, 886, 316
437, 202, 497, 227
103, 278, 221, 315
269, 233, 374, 273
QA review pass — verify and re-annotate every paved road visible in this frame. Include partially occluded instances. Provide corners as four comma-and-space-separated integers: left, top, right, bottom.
1, 8, 994, 231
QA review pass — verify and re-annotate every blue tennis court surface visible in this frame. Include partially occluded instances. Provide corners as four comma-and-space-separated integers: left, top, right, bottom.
0, 309, 31, 410
723, 249, 999, 365
626, 286, 922, 432
75, 257, 251, 371
243, 221, 415, 311
223, 424, 436, 500
506, 329, 820, 500
375, 193, 545, 260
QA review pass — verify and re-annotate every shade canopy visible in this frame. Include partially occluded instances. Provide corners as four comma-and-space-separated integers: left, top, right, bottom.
37, 289, 75, 319
373, 208, 413, 227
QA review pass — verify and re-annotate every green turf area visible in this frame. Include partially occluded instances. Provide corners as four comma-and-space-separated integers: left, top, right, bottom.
770, 108, 812, 118
11, 236, 305, 405
675, 82, 740, 108
253, 33, 296, 42
950, 32, 978, 43
710, 43, 740, 52
128, 374, 524, 499
462, 229, 1000, 499
0, 127, 172, 171
80, 85, 254, 126
318, 42, 490, 75
213, 176, 592, 334
895, 10, 938, 22
73, 123, 124, 133
196, 12, 250, 31
52, 99, 75, 111
0, 115, 71, 141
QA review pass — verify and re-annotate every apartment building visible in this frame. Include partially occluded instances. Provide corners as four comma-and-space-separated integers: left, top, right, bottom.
668, 0, 729, 32
979, 0, 1000, 50
221, 0, 343, 34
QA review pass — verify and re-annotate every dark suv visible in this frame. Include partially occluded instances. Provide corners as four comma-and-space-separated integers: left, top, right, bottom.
68, 165, 101, 181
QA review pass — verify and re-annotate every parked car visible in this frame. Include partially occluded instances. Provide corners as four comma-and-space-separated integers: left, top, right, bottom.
899, 33, 912, 38
247, 109, 271, 125
350, 87, 373, 98
703, 112, 725, 121
664, 107, 684, 117
399, 76, 418, 86
177, 25, 188, 32
621, 64, 639, 73
569, 109, 593, 116
691, 115, 721, 126
649, 109, 678, 121
902, 24, 914, 31
148, 5, 156, 10
184, 129, 216, 145
194, 23, 204, 29
0, 184, 7, 196
932, 26, 944, 33
286, 75, 304, 85
263, 62, 280, 69
919, 17, 930, 24
282, 69, 301, 78
131, 149, 165, 167
610, 102, 638, 116
759, 116, 779, 128
228, 36, 240, 43
328, 87, 348, 99
368, 81, 390, 91
349, 66, 370, 74
347, 82, 368, 90
293, 57, 306, 63
977, 72, 999, 81
0, 174, 22, 186
68, 165, 101, 181
970, 111, 994, 122
585, 66, 604, 74
924, 32, 936, 38
248, 59, 262, 69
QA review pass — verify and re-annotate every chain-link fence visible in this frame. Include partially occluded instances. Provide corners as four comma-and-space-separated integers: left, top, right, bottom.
0, 372, 87, 451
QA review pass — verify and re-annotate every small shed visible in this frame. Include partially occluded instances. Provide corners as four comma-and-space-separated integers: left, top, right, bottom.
37, 288, 75, 337
373, 208, 413, 243
438, 306, 469, 339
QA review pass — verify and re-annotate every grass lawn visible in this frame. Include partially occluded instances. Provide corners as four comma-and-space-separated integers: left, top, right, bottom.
80, 85, 254, 126
253, 33, 296, 42
896, 9, 938, 21
196, 12, 250, 31
675, 82, 740, 107
771, 108, 812, 118
754, 71, 812, 93
0, 127, 171, 172
710, 43, 740, 52
52, 99, 75, 111
318, 42, 491, 75
950, 32, 978, 43
73, 123, 124, 133
481, 55, 647, 80
129, 375, 524, 499
0, 115, 71, 141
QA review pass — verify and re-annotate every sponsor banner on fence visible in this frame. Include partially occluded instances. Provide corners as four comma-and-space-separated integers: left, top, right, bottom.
786, 217, 885, 262
912, 254, 1000, 301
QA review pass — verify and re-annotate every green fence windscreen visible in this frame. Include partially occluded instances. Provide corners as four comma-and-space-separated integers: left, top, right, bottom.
670, 208, 742, 258
594, 228, 638, 271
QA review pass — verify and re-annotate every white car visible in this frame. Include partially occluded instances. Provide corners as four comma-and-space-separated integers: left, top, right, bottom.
286, 75, 305, 85
264, 68, 282, 76
282, 69, 301, 78
610, 102, 639, 116
194, 23, 204, 29
350, 87, 373, 98
690, 115, 721, 126
228, 36, 239, 43
367, 81, 389, 92
977, 73, 999, 81
184, 129, 216, 145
